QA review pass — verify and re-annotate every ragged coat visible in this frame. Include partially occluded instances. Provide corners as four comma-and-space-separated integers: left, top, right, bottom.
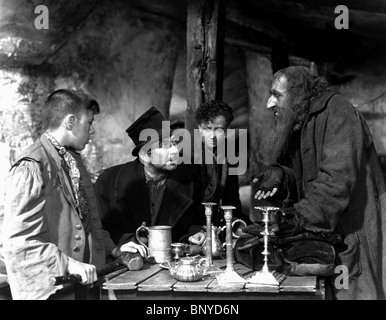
2, 135, 112, 300
281, 91, 386, 300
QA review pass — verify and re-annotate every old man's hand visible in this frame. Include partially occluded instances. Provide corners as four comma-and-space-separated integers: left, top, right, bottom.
253, 165, 285, 200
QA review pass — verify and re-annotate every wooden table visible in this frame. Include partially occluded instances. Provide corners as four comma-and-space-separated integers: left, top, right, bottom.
101, 259, 325, 300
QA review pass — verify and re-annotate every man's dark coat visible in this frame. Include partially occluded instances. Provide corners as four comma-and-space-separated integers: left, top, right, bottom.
195, 139, 249, 226
94, 159, 205, 245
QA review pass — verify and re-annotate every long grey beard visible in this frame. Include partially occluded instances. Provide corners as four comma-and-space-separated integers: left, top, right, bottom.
269, 101, 308, 163
269, 112, 296, 163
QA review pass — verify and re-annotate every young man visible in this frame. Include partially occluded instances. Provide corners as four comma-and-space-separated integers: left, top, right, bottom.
1, 89, 143, 300
252, 66, 386, 300
94, 107, 204, 250
194, 100, 248, 225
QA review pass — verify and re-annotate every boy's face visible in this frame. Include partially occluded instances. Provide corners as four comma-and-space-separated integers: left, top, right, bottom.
199, 115, 227, 150
70, 109, 95, 151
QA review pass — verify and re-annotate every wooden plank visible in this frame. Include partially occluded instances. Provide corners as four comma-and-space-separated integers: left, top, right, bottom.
280, 276, 317, 293
207, 278, 245, 293
233, 263, 255, 277
173, 275, 216, 292
102, 263, 162, 290
226, 6, 285, 42
138, 269, 178, 292
210, 260, 254, 275
204, 262, 256, 293
244, 270, 284, 293
207, 264, 249, 293
99, 267, 129, 283
245, 283, 279, 293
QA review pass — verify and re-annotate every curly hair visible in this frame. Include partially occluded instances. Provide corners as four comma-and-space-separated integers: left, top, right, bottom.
195, 100, 234, 127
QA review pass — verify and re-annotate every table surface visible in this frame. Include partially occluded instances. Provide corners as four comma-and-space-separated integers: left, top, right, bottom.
100, 259, 325, 300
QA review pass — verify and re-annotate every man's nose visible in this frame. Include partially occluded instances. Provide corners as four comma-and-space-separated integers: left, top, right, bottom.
90, 124, 95, 135
267, 96, 276, 110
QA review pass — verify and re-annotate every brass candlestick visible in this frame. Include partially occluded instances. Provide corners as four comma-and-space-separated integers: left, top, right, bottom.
202, 202, 223, 276
246, 206, 286, 286
216, 206, 245, 286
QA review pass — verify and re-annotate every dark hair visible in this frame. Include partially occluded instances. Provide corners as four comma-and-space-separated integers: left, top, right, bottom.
195, 100, 234, 127
43, 89, 100, 129
273, 66, 329, 106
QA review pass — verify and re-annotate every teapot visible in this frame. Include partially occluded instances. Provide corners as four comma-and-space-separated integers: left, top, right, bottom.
167, 255, 210, 282
201, 225, 224, 258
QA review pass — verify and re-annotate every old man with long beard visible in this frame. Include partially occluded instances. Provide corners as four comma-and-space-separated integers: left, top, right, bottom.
247, 66, 386, 300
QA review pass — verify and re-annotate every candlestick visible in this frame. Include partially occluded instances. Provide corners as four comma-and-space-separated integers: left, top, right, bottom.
201, 202, 223, 276
216, 206, 245, 286
246, 206, 286, 286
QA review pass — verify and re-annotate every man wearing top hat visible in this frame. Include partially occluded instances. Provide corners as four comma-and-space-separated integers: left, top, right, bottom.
94, 107, 205, 252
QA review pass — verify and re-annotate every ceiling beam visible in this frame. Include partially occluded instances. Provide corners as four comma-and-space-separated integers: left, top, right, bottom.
225, 5, 287, 43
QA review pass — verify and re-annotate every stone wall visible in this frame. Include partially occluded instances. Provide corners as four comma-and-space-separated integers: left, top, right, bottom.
0, 2, 183, 209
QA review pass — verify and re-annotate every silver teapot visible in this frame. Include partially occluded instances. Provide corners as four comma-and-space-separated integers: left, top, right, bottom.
167, 255, 210, 282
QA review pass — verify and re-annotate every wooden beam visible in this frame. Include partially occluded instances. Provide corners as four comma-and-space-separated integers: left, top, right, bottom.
225, 38, 270, 54
225, 6, 287, 43
185, 0, 225, 133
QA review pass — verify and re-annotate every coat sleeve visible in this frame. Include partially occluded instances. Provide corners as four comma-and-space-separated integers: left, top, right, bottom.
2, 160, 68, 300
91, 182, 116, 257
94, 169, 136, 246
294, 96, 364, 232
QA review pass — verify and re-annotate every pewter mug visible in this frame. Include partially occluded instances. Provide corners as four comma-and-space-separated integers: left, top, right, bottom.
136, 225, 172, 263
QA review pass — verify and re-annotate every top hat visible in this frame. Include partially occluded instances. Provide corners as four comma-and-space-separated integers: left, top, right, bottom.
126, 106, 170, 156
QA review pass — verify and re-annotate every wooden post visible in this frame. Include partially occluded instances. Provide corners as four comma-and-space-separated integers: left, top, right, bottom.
186, 0, 225, 133
245, 52, 273, 174
245, 52, 273, 219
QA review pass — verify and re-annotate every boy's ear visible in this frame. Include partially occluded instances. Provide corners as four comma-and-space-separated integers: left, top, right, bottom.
64, 114, 75, 130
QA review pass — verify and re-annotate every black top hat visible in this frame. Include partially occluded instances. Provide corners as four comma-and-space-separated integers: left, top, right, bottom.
126, 106, 170, 156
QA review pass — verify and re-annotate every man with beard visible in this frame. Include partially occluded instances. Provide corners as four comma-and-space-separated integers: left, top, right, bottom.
246, 66, 386, 300
94, 107, 205, 252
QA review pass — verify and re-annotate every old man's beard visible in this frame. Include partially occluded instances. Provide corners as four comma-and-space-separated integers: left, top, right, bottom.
269, 100, 308, 163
